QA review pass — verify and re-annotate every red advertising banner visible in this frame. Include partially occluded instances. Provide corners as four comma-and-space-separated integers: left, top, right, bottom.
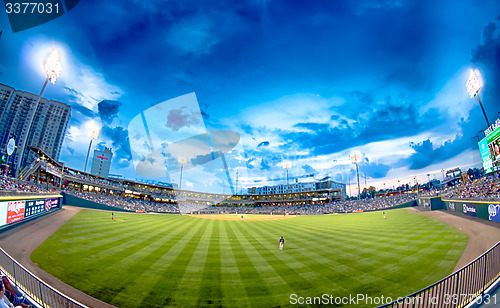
7, 200, 25, 224
45, 198, 59, 211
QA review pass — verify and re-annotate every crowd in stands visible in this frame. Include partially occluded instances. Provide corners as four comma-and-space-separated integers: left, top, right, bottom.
3, 167, 500, 214
68, 190, 178, 213
0, 176, 54, 195
442, 175, 500, 201
64, 188, 417, 215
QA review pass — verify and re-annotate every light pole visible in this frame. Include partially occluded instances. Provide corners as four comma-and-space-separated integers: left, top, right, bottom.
398, 180, 401, 198
349, 151, 362, 200
235, 169, 239, 195
84, 122, 100, 173
282, 161, 291, 193
466, 69, 490, 127
427, 173, 430, 190
178, 156, 187, 190
16, 49, 62, 177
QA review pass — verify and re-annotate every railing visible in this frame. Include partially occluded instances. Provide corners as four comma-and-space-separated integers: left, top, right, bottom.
0, 247, 87, 308
379, 241, 500, 308
0, 191, 56, 198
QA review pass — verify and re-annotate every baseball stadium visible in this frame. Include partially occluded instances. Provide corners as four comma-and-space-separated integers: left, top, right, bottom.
1, 1, 500, 307
0, 151, 498, 307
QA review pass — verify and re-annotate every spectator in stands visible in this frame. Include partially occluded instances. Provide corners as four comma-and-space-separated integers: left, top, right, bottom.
1, 277, 30, 308
0, 280, 19, 308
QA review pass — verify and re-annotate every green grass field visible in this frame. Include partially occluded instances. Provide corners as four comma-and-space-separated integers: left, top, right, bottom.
31, 209, 468, 307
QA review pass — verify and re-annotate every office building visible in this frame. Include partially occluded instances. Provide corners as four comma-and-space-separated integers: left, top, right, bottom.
0, 83, 71, 175
247, 180, 347, 198
90, 147, 113, 178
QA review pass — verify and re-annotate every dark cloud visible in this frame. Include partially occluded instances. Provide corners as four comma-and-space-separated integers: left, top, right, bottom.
302, 164, 317, 174
246, 157, 256, 169
285, 99, 441, 156
101, 126, 132, 160
260, 158, 271, 170
359, 161, 391, 179
98, 100, 121, 124
399, 108, 485, 170
471, 18, 500, 119
257, 141, 269, 147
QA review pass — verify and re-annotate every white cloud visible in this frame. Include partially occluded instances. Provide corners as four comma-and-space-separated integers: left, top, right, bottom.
63, 65, 122, 110
423, 68, 476, 125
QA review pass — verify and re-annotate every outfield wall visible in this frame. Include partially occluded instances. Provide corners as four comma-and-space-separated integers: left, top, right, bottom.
418, 196, 500, 223
62, 192, 133, 212
0, 194, 62, 232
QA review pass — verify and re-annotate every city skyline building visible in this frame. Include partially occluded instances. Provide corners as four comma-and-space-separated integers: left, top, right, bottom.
0, 83, 71, 175
90, 146, 113, 178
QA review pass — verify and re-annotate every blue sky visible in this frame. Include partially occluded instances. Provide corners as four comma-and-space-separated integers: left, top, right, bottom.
1, 0, 499, 194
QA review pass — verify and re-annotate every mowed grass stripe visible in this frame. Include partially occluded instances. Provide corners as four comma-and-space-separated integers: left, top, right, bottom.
45, 211, 185, 261
237, 219, 373, 301
216, 220, 253, 308
247, 216, 392, 284
74, 216, 187, 263
232, 221, 319, 301
81, 217, 202, 299
241, 218, 359, 295
225, 221, 286, 307
169, 218, 215, 307
196, 219, 223, 307
117, 218, 212, 307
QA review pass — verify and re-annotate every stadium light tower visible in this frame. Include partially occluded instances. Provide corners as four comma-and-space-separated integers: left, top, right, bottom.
178, 156, 188, 190
282, 161, 291, 193
349, 151, 363, 200
84, 121, 100, 173
466, 69, 490, 127
16, 49, 62, 177
398, 180, 401, 198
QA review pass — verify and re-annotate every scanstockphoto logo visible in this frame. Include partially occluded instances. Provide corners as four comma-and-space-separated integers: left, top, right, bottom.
128, 93, 247, 213
4, 0, 80, 33
463, 204, 477, 217
488, 204, 500, 222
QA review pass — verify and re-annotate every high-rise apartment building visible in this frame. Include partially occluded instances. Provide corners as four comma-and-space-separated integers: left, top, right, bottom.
0, 83, 71, 175
91, 147, 113, 178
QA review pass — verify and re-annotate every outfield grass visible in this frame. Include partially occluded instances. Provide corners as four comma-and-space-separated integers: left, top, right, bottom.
31, 209, 468, 307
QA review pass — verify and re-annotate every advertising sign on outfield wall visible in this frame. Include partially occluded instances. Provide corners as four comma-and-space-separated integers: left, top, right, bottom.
0, 196, 61, 231
462, 204, 477, 217
24, 199, 46, 218
45, 198, 59, 211
7, 201, 25, 223
489, 204, 500, 223
442, 200, 493, 221
0, 202, 8, 227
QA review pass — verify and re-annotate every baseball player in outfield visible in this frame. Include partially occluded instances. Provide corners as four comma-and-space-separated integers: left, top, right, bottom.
279, 236, 285, 251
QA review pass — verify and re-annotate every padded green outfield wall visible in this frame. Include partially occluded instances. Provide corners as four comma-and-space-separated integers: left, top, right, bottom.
417, 197, 444, 210
441, 199, 499, 223
418, 196, 500, 223
62, 192, 133, 212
